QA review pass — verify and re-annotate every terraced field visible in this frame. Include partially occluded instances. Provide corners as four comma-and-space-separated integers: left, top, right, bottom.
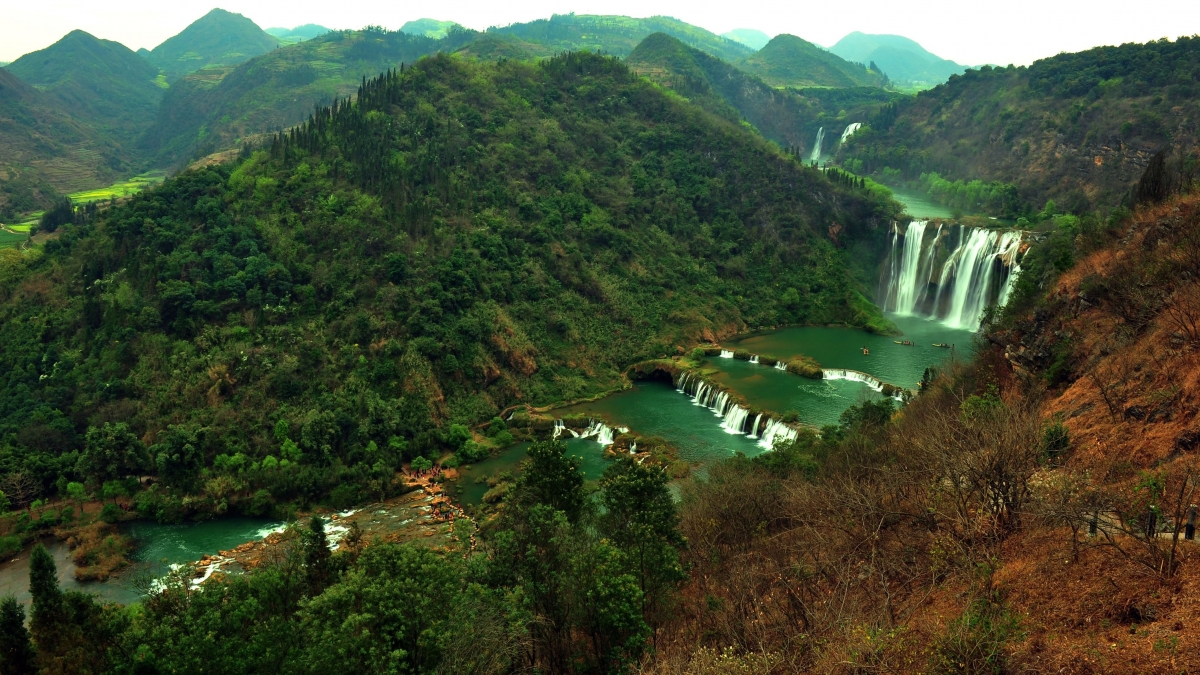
69, 170, 167, 204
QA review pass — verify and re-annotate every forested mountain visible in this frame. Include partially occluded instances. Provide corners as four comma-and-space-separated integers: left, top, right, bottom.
0, 52, 896, 514
147, 8, 279, 80
265, 24, 332, 44
840, 36, 1200, 211
6, 30, 164, 148
721, 28, 770, 51
738, 33, 889, 88
141, 27, 477, 165
399, 18, 462, 39
0, 68, 124, 218
627, 32, 819, 148
829, 31, 966, 86
489, 14, 754, 62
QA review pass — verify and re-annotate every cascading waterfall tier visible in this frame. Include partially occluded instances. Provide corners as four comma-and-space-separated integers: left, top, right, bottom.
880, 221, 1023, 330
719, 350, 734, 358
839, 122, 862, 144
674, 371, 799, 449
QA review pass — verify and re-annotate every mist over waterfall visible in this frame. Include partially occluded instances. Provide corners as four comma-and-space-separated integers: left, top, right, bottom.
880, 221, 1024, 331
809, 127, 825, 163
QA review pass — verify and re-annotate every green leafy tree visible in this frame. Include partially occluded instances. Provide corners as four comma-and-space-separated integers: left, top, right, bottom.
598, 458, 687, 633
0, 596, 36, 675
296, 544, 462, 673
78, 423, 150, 485
514, 440, 585, 523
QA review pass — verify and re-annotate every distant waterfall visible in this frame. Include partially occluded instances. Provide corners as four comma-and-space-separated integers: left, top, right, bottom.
748, 355, 759, 364
675, 373, 762, 438
774, 361, 787, 371
719, 350, 734, 358
809, 127, 825, 163
839, 122, 862, 143
880, 222, 1023, 331
759, 419, 798, 450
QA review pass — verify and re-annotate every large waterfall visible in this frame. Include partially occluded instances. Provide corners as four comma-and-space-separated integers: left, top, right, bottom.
839, 122, 862, 144
880, 221, 1023, 331
809, 127, 825, 163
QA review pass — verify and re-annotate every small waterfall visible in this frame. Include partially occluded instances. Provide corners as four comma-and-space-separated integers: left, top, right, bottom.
552, 419, 565, 439
676, 372, 691, 394
693, 383, 710, 407
749, 355, 759, 364
629, 442, 637, 454
809, 127, 825, 163
758, 418, 799, 450
748, 413, 763, 439
722, 404, 750, 435
774, 361, 787, 371
880, 223, 1024, 331
580, 419, 615, 445
719, 350, 734, 358
839, 122, 862, 143
823, 368, 885, 393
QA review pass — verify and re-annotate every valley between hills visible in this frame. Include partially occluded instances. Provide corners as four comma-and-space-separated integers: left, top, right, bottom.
0, 7, 1199, 675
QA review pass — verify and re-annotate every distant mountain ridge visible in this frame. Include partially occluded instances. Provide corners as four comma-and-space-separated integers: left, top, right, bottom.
738, 34, 888, 88
142, 27, 478, 164
721, 29, 770, 51
490, 14, 753, 62
266, 25, 332, 44
829, 32, 965, 86
6, 29, 162, 150
148, 8, 279, 79
628, 33, 818, 148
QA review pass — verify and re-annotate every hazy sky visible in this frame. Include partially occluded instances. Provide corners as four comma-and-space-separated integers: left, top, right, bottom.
3, 0, 1199, 66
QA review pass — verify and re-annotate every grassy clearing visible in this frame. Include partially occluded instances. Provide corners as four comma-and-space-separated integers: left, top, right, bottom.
69, 170, 167, 205
0, 229, 28, 249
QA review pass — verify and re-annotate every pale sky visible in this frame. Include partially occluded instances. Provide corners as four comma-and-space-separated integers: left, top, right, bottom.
2, 0, 1198, 66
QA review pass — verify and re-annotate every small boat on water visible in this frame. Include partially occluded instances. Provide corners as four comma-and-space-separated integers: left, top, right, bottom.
932, 343, 952, 348
894, 340, 914, 346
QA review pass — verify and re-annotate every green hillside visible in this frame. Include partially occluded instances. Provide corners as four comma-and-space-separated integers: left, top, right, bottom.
7, 29, 164, 148
141, 27, 477, 165
490, 14, 753, 62
738, 34, 889, 88
453, 34, 554, 61
829, 31, 966, 86
840, 36, 1200, 211
0, 52, 897, 514
148, 8, 279, 79
399, 18, 462, 39
722, 28, 770, 51
627, 32, 820, 148
0, 68, 123, 219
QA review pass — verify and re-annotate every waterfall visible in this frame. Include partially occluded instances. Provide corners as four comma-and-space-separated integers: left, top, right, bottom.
552, 419, 565, 439
823, 368, 884, 393
809, 127, 825, 163
693, 383, 709, 407
719, 350, 734, 358
839, 122, 862, 143
629, 442, 637, 454
580, 419, 615, 445
774, 361, 787, 371
749, 355, 759, 364
884, 220, 929, 313
881, 223, 1024, 331
748, 413, 763, 439
758, 418, 799, 450
676, 372, 691, 394
721, 404, 749, 435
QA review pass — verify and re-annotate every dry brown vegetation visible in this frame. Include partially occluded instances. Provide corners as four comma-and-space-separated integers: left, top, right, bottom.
639, 194, 1200, 674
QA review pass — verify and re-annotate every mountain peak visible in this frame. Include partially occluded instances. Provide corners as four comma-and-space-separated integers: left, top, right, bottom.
148, 7, 278, 78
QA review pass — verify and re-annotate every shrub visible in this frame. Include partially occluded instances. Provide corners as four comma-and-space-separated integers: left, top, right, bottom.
733, 350, 753, 361
758, 355, 778, 367
100, 503, 122, 524
458, 441, 489, 464
786, 357, 824, 379
493, 430, 515, 448
447, 424, 472, 449
689, 347, 706, 361
329, 483, 361, 510
781, 411, 800, 423
932, 597, 1021, 674
1041, 421, 1071, 462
